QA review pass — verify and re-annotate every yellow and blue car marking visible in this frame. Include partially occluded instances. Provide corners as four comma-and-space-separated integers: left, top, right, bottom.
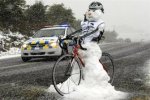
22, 40, 58, 51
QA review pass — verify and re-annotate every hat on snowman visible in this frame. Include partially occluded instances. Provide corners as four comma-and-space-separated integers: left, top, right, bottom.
89, 1, 104, 13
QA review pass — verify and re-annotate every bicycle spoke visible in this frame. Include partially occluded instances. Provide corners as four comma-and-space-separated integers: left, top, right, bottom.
59, 82, 65, 90
58, 79, 70, 93
71, 72, 80, 75
67, 77, 71, 93
70, 76, 78, 85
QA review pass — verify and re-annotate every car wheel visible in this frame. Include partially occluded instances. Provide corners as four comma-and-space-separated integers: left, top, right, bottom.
21, 57, 31, 62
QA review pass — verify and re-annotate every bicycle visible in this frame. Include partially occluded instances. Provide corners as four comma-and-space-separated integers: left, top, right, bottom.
52, 35, 115, 96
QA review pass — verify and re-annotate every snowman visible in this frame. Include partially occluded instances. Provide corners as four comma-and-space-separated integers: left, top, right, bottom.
79, 1, 107, 69
78, 1, 110, 83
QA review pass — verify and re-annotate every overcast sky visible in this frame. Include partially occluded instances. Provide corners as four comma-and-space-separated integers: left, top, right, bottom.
25, 0, 150, 41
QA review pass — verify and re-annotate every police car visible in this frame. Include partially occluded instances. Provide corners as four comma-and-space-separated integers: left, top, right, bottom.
21, 25, 76, 62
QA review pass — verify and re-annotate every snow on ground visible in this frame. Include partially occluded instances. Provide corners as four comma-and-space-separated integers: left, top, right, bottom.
0, 33, 4, 38
0, 48, 21, 59
48, 42, 128, 100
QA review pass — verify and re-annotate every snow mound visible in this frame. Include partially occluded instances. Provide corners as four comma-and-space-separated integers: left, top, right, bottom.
48, 42, 128, 100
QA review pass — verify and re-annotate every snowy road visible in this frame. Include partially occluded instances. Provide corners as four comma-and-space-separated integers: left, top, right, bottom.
0, 42, 150, 99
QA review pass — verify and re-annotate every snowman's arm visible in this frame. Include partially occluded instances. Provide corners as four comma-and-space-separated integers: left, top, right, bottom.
80, 27, 99, 38
98, 22, 105, 36
98, 22, 105, 32
66, 29, 82, 39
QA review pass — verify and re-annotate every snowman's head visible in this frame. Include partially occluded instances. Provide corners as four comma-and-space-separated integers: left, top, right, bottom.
86, 1, 104, 21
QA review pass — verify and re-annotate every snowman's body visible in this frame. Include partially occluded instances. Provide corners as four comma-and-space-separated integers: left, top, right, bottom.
79, 2, 105, 58
81, 19, 104, 43
77, 1, 111, 82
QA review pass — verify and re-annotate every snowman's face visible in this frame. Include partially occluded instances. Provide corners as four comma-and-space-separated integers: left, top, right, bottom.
86, 9, 102, 21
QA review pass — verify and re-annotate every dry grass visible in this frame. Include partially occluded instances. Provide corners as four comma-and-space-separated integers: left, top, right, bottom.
130, 95, 150, 100
0, 83, 59, 100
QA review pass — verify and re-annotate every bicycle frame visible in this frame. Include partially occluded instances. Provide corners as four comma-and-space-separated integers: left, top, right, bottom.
72, 44, 85, 67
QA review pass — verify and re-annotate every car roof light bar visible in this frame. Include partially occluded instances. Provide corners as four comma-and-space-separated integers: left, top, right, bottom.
53, 24, 70, 27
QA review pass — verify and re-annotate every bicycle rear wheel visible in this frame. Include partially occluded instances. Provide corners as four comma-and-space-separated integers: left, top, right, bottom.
100, 52, 115, 84
52, 54, 82, 96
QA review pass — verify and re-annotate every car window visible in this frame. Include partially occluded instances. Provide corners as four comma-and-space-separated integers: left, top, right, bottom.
74, 31, 82, 36
67, 27, 77, 35
70, 27, 76, 33
67, 28, 72, 35
33, 29, 65, 38
70, 27, 82, 36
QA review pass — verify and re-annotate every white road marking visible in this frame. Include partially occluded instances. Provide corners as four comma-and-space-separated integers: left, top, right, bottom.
0, 62, 37, 70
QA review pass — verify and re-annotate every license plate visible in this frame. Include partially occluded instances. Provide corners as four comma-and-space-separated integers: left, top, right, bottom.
35, 47, 39, 50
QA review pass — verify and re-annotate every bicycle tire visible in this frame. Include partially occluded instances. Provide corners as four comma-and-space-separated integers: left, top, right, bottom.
52, 54, 82, 96
100, 52, 115, 84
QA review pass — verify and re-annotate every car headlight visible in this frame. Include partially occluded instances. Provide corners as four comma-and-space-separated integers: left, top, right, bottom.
22, 44, 28, 48
51, 42, 58, 48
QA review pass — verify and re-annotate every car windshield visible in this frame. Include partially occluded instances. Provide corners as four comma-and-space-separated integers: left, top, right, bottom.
33, 29, 65, 38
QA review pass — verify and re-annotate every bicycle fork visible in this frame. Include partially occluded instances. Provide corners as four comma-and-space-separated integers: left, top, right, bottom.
76, 57, 85, 80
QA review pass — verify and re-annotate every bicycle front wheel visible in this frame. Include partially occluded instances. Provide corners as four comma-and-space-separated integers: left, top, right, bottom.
100, 52, 115, 84
52, 54, 82, 96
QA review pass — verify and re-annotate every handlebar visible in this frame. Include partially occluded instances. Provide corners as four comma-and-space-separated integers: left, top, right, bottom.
58, 27, 101, 51
58, 35, 87, 51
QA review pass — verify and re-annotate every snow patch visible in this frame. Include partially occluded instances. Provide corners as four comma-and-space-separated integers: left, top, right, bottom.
0, 31, 27, 51
0, 48, 21, 59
